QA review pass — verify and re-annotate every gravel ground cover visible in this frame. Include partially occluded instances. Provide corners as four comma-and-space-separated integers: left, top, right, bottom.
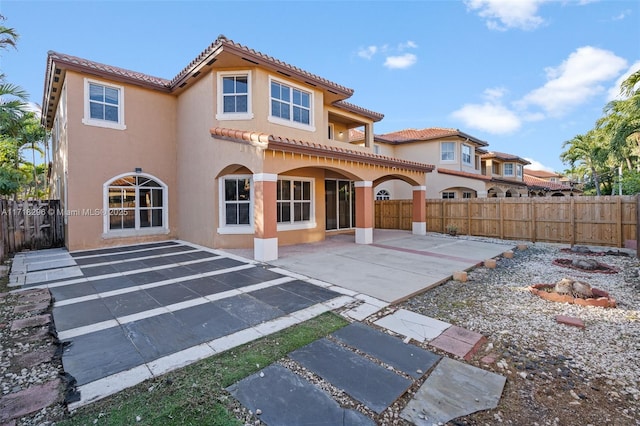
400, 238, 639, 426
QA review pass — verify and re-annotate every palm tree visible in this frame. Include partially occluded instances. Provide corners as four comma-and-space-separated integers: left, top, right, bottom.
0, 15, 18, 51
560, 131, 608, 196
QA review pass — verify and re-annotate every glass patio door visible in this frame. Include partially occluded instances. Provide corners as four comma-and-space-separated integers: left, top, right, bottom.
325, 179, 355, 230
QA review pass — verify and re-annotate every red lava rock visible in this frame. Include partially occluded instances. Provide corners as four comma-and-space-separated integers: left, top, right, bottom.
0, 379, 61, 423
430, 325, 487, 361
556, 315, 585, 328
528, 284, 616, 308
481, 355, 497, 364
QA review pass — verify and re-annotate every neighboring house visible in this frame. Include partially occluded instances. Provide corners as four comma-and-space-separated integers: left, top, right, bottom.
352, 128, 530, 199
524, 168, 579, 196
479, 151, 530, 197
41, 36, 435, 260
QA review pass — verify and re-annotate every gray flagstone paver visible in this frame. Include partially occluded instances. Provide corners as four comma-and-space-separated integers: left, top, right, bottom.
228, 364, 375, 426
400, 356, 506, 425
289, 338, 412, 414
332, 322, 441, 379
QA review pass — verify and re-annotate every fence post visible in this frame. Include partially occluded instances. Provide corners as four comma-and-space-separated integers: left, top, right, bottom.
570, 197, 576, 247
616, 196, 623, 248
499, 198, 504, 240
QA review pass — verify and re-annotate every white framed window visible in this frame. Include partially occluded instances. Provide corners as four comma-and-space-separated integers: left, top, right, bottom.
269, 77, 315, 131
103, 173, 168, 237
328, 124, 334, 140
376, 189, 391, 200
83, 79, 126, 130
374, 144, 381, 154
277, 178, 315, 230
441, 142, 455, 161
504, 163, 514, 177
442, 192, 455, 199
462, 144, 472, 165
516, 164, 523, 178
218, 175, 253, 234
216, 71, 253, 120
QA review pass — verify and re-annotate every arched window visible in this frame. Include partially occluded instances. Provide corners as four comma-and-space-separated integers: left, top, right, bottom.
376, 189, 391, 200
104, 174, 168, 235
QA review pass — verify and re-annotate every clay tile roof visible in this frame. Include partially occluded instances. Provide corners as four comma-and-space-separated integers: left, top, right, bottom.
437, 168, 492, 181
376, 127, 489, 146
481, 151, 530, 165
47, 51, 171, 89
333, 101, 384, 121
210, 126, 434, 173
524, 175, 573, 191
523, 168, 559, 179
349, 128, 365, 142
171, 35, 354, 96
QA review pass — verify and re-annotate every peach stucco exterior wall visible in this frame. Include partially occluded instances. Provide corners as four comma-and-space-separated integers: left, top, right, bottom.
63, 71, 178, 251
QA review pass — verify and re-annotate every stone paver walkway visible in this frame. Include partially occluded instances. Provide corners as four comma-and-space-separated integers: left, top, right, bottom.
229, 321, 506, 424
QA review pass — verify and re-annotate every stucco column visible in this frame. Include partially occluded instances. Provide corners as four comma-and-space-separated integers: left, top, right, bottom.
364, 123, 374, 149
253, 173, 278, 261
412, 186, 426, 235
355, 181, 373, 244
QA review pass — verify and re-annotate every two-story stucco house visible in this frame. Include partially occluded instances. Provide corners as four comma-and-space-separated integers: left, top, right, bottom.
41, 36, 434, 260
357, 128, 530, 200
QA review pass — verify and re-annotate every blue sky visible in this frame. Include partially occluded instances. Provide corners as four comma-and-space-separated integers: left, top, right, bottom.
2, 0, 639, 173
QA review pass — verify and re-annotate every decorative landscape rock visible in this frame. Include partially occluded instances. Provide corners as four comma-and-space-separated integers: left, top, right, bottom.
529, 282, 616, 308
552, 258, 620, 274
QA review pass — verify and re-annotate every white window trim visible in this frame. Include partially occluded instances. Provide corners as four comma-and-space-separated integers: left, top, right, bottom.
102, 172, 169, 238
276, 176, 316, 231
328, 123, 335, 140
440, 142, 456, 162
217, 175, 254, 235
83, 78, 126, 130
503, 163, 515, 177
216, 70, 254, 121
462, 144, 472, 165
268, 76, 316, 132
516, 164, 523, 178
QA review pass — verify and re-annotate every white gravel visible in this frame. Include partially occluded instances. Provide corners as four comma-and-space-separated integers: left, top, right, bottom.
402, 237, 640, 404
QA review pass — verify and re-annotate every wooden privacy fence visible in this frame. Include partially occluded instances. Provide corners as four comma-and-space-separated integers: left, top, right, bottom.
375, 196, 638, 248
0, 199, 64, 260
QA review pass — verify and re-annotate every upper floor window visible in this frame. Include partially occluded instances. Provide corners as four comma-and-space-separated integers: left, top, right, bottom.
462, 144, 472, 165
516, 164, 523, 178
83, 79, 126, 130
492, 163, 501, 175
269, 78, 315, 131
217, 71, 253, 120
277, 178, 313, 225
442, 191, 455, 199
504, 163, 514, 177
441, 142, 455, 161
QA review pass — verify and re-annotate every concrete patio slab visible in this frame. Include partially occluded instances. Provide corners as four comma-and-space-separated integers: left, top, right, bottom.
374, 309, 451, 342
289, 338, 412, 414
227, 364, 375, 426
400, 357, 506, 425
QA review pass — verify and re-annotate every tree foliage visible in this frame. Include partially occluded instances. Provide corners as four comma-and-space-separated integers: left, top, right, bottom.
0, 16, 48, 199
561, 68, 640, 195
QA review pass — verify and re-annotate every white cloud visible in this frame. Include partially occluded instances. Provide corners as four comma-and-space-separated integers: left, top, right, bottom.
612, 9, 631, 21
398, 40, 418, 50
519, 46, 627, 116
357, 41, 418, 69
464, 0, 548, 31
383, 53, 417, 70
523, 159, 555, 172
607, 60, 640, 101
483, 87, 508, 101
451, 102, 521, 134
357, 45, 378, 60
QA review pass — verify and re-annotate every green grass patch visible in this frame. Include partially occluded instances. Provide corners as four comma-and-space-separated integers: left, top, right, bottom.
60, 311, 348, 426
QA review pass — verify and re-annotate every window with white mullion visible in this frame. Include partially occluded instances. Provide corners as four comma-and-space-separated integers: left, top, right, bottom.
222, 75, 248, 113
277, 179, 312, 224
270, 80, 311, 126
462, 144, 472, 165
224, 178, 251, 226
441, 142, 455, 161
